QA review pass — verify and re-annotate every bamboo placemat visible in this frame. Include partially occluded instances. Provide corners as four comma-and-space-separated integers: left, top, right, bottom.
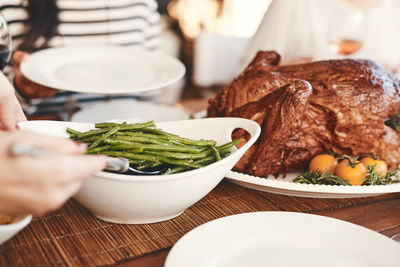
1, 180, 399, 267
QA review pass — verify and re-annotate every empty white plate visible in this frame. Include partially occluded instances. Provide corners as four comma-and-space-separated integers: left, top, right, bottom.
21, 45, 185, 94
71, 99, 188, 123
165, 212, 400, 267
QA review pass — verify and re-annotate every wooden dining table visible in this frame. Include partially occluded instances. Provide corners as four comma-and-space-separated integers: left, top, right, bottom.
1, 98, 400, 267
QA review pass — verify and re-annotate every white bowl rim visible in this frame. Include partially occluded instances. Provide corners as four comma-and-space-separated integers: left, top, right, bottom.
0, 215, 32, 231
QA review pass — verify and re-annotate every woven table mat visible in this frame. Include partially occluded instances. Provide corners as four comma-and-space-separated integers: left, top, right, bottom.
1, 180, 399, 267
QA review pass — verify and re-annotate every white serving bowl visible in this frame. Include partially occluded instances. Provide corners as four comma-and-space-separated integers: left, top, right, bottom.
19, 118, 260, 224
0, 215, 32, 245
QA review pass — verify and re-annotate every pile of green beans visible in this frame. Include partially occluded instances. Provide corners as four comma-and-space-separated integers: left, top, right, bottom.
66, 121, 240, 175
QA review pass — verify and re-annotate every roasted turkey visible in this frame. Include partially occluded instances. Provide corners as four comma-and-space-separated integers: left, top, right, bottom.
207, 51, 400, 177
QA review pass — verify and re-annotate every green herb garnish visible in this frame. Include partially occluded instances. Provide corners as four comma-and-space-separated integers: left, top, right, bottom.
363, 165, 400, 186
293, 170, 350, 186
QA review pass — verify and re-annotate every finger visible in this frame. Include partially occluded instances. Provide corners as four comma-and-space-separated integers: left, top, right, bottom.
1, 97, 27, 130
15, 104, 27, 123
0, 181, 81, 215
13, 95, 27, 124
62, 180, 84, 202
0, 99, 17, 131
55, 155, 108, 182
13, 131, 88, 154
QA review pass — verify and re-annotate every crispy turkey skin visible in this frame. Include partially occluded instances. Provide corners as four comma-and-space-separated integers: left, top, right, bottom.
208, 51, 400, 177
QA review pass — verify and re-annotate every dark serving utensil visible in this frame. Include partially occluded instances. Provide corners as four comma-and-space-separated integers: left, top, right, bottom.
106, 157, 168, 175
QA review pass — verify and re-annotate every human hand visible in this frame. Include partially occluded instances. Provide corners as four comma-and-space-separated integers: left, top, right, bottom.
12, 50, 58, 99
0, 71, 26, 130
0, 131, 107, 215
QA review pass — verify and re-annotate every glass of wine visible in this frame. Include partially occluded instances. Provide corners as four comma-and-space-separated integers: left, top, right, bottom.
329, 10, 365, 57
0, 13, 11, 71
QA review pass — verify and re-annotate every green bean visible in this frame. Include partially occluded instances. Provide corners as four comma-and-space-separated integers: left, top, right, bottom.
94, 122, 126, 128
163, 167, 187, 175
136, 162, 164, 170
159, 135, 216, 147
112, 136, 166, 145
128, 160, 147, 166
210, 145, 221, 161
162, 148, 234, 175
104, 139, 131, 146
110, 143, 202, 153
118, 130, 216, 147
66, 127, 82, 138
76, 121, 155, 139
218, 148, 232, 157
95, 121, 155, 129
141, 128, 179, 137
167, 140, 188, 147
79, 135, 101, 144
76, 128, 108, 139
115, 132, 170, 144
116, 131, 174, 142
86, 145, 111, 154
216, 139, 240, 150
101, 151, 160, 163
157, 157, 201, 168
118, 147, 144, 153
146, 150, 212, 160
67, 121, 238, 175
89, 125, 120, 149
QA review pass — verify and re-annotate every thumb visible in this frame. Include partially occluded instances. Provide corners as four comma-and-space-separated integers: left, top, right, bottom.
57, 154, 108, 181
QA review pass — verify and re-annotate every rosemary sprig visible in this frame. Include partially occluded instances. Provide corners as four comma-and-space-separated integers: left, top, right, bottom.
363, 165, 400, 185
293, 170, 350, 186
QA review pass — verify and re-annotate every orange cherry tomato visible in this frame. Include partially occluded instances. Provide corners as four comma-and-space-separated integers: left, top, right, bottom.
309, 154, 338, 174
335, 159, 367, 186
360, 157, 388, 177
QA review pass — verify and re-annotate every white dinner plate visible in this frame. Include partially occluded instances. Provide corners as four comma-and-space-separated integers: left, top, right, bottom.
225, 171, 400, 198
165, 212, 400, 267
21, 45, 186, 94
70, 99, 188, 123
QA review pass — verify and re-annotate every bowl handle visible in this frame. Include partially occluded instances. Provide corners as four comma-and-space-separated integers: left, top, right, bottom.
225, 118, 261, 151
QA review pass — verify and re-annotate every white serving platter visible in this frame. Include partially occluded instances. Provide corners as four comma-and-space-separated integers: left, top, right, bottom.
225, 171, 400, 198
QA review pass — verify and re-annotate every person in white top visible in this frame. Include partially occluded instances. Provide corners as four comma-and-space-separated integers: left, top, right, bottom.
243, 0, 400, 72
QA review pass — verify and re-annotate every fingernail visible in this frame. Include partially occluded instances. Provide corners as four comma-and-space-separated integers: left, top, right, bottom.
75, 142, 87, 152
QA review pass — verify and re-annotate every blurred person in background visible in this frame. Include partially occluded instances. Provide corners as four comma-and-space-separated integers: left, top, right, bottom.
0, 71, 107, 215
1, 0, 161, 119
243, 0, 400, 75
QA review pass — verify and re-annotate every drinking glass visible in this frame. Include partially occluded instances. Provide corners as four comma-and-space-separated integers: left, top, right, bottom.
329, 10, 365, 56
0, 13, 12, 71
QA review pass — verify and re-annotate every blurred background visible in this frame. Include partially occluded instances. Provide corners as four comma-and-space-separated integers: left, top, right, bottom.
4, 0, 398, 120
157, 0, 400, 104
155, 0, 272, 102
